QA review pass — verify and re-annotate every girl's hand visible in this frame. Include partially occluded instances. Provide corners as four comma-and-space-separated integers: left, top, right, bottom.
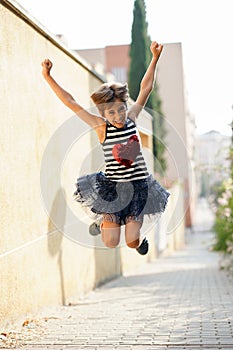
41, 59, 53, 77
150, 41, 163, 60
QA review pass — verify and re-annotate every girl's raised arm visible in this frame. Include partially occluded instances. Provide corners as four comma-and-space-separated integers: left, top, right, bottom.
41, 59, 102, 128
128, 41, 163, 121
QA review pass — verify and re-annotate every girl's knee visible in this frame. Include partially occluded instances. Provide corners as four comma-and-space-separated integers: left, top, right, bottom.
101, 221, 120, 248
102, 234, 120, 248
125, 220, 142, 249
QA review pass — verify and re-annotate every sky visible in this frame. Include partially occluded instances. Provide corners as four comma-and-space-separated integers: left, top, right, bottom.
16, 0, 233, 136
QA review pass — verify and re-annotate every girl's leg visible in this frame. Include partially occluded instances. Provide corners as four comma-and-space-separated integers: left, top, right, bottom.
101, 214, 121, 248
125, 220, 142, 249
125, 219, 149, 255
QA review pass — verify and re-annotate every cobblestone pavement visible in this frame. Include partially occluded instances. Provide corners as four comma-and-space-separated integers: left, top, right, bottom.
3, 200, 233, 349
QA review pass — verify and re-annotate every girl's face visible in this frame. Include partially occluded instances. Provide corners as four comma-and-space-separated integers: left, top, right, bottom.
104, 101, 127, 128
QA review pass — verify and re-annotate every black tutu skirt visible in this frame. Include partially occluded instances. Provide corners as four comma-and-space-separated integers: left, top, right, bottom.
73, 172, 170, 225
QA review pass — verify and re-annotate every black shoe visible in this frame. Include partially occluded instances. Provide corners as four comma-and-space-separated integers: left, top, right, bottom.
89, 222, 101, 236
136, 237, 149, 255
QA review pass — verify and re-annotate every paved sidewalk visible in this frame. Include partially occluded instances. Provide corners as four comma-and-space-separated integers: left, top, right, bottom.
3, 200, 233, 349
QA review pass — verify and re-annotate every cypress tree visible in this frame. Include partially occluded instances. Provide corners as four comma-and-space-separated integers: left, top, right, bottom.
128, 0, 149, 100
151, 83, 167, 174
128, 0, 167, 174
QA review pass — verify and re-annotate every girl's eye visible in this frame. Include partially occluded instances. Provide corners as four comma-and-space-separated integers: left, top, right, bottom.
119, 108, 126, 113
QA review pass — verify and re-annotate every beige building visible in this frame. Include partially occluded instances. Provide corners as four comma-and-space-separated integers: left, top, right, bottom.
156, 43, 197, 227
75, 45, 130, 83
76, 43, 197, 227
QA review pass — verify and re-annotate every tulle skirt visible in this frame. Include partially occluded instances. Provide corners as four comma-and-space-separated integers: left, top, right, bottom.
73, 172, 170, 225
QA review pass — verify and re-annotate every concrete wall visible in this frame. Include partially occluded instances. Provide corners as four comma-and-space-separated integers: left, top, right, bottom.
157, 181, 185, 255
0, 0, 185, 328
0, 0, 100, 327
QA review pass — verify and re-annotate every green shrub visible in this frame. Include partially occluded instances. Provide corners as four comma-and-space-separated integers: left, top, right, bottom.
213, 178, 233, 252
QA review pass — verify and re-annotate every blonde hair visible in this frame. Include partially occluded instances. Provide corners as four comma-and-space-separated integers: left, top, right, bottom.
90, 82, 129, 114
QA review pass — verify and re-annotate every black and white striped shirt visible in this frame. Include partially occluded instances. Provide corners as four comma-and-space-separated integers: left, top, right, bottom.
102, 118, 149, 182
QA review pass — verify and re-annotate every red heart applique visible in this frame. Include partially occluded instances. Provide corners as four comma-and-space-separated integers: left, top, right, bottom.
112, 135, 140, 168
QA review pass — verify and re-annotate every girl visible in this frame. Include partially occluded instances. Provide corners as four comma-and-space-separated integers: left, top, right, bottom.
41, 41, 170, 255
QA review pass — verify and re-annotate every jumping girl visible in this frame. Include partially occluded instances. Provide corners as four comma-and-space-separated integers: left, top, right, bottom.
41, 41, 170, 255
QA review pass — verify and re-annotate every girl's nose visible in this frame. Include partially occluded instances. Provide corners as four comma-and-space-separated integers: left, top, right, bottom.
116, 116, 123, 122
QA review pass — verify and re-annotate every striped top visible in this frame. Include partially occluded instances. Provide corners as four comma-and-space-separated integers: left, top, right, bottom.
102, 118, 149, 182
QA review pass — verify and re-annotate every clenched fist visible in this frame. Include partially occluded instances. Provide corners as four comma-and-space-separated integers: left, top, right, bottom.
150, 41, 163, 60
41, 59, 53, 77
